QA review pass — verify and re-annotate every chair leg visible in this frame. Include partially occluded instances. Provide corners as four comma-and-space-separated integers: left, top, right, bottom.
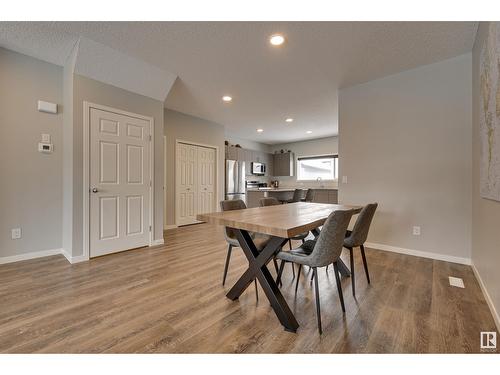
301, 238, 305, 244
291, 262, 295, 278
313, 267, 322, 334
360, 245, 371, 284
254, 279, 259, 301
289, 239, 293, 250
222, 244, 233, 286
276, 260, 286, 287
333, 262, 346, 313
349, 247, 355, 296
295, 264, 302, 294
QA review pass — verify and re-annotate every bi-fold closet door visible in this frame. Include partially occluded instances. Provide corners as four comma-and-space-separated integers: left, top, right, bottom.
176, 143, 216, 226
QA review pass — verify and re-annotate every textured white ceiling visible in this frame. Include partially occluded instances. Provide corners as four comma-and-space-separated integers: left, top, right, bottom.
0, 22, 177, 102
0, 22, 477, 144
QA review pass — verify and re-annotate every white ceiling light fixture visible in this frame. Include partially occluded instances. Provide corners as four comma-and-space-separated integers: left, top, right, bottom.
285, 118, 294, 123
269, 34, 285, 46
222, 95, 232, 102
306, 130, 312, 134
257, 128, 264, 133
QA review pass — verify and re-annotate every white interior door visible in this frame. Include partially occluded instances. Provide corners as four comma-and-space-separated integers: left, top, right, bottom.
176, 143, 197, 225
90, 108, 151, 257
198, 146, 216, 214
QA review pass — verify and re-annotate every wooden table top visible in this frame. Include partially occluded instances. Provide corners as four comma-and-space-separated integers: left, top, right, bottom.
196, 202, 362, 238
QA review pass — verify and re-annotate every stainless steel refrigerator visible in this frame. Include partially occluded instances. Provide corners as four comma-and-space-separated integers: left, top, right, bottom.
225, 160, 246, 202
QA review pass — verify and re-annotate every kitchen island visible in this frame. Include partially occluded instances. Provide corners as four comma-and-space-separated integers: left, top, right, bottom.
246, 187, 338, 207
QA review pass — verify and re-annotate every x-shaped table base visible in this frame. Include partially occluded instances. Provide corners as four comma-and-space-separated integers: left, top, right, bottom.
226, 229, 299, 332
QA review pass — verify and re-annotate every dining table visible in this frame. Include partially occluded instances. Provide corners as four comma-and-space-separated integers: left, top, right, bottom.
197, 201, 362, 333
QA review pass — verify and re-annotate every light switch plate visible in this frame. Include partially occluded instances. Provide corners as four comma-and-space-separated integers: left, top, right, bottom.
449, 276, 465, 288
41, 134, 50, 143
412, 226, 421, 235
11, 228, 21, 240
342, 176, 348, 184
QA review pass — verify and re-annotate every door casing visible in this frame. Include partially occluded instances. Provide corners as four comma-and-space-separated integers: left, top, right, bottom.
83, 102, 154, 260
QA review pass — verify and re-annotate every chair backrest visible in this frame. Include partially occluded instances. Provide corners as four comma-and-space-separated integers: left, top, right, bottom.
260, 197, 280, 207
307, 209, 355, 267
291, 189, 303, 202
304, 188, 315, 202
345, 203, 378, 247
220, 199, 247, 241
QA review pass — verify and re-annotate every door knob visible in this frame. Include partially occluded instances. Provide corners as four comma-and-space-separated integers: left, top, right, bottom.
92, 188, 99, 193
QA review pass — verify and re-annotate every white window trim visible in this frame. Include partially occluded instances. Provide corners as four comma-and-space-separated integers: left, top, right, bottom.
296, 154, 338, 182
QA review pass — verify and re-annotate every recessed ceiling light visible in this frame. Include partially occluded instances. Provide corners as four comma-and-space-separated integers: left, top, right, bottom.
269, 34, 285, 46
285, 118, 294, 123
306, 130, 312, 134
257, 128, 264, 133
222, 95, 232, 102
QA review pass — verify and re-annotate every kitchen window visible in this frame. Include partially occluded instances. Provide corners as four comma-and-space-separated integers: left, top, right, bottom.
297, 155, 338, 181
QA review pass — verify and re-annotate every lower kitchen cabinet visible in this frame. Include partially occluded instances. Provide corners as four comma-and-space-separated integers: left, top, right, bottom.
312, 189, 338, 204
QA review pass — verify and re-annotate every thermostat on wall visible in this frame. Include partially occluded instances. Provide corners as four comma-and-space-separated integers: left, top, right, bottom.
38, 142, 53, 153
37, 100, 58, 114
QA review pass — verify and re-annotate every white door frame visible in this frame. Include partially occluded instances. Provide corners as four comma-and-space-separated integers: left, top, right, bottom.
83, 101, 155, 260
175, 139, 219, 226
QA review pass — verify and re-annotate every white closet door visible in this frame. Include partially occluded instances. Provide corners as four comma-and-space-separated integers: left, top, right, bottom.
198, 146, 216, 214
176, 143, 198, 225
89, 108, 151, 257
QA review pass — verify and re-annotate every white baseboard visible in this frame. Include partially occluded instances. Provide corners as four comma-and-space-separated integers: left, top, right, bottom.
471, 262, 500, 332
0, 248, 63, 265
150, 239, 165, 246
365, 242, 471, 265
61, 249, 89, 264
163, 225, 177, 230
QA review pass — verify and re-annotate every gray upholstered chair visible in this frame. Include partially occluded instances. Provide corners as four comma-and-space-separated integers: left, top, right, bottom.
283, 188, 304, 203
301, 188, 315, 202
220, 199, 272, 299
276, 209, 355, 334
343, 203, 378, 296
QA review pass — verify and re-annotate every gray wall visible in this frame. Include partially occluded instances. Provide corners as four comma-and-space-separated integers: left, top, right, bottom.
339, 54, 472, 262
69, 75, 165, 256
0, 48, 63, 258
472, 22, 500, 327
164, 109, 225, 227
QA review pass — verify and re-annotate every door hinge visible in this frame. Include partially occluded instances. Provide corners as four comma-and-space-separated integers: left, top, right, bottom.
150, 180, 152, 187
149, 135, 152, 141
149, 225, 152, 232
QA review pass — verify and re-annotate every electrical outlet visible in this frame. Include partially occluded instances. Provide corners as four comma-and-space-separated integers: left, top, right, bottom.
449, 276, 465, 288
11, 228, 22, 240
412, 226, 421, 236
342, 176, 348, 184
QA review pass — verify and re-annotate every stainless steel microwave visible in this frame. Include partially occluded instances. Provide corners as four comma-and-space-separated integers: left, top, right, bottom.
251, 162, 266, 175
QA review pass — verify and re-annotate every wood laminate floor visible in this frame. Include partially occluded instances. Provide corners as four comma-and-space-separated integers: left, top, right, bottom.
0, 223, 497, 353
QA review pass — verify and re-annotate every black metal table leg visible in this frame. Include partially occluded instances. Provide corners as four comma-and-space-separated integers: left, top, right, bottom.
226, 229, 299, 333
336, 258, 351, 277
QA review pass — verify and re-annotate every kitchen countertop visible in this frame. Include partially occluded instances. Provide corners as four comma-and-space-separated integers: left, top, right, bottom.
247, 187, 338, 192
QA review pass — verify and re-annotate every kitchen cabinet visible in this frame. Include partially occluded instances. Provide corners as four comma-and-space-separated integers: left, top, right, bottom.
226, 145, 238, 160
273, 152, 294, 176
312, 189, 338, 204
225, 145, 274, 176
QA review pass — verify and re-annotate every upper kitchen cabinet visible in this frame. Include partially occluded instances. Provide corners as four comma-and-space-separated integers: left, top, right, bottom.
226, 145, 238, 160
225, 145, 274, 175
273, 152, 294, 176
